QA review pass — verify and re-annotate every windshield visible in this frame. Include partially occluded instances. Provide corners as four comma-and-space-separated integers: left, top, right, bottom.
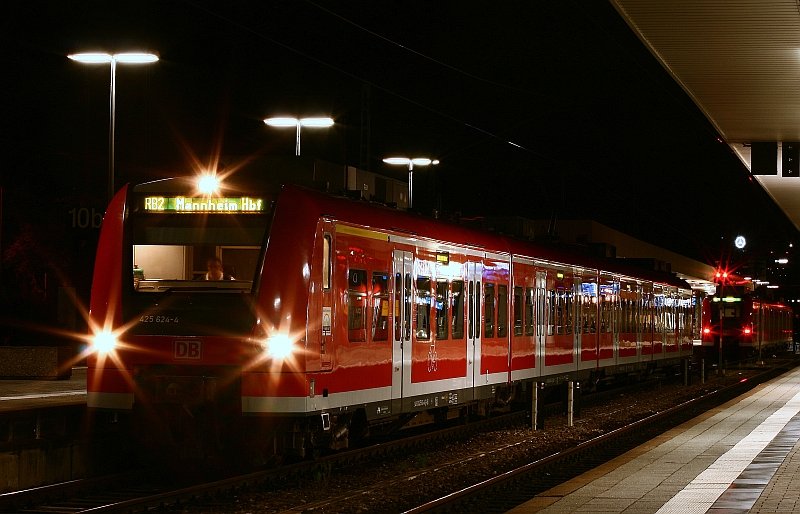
131, 211, 270, 293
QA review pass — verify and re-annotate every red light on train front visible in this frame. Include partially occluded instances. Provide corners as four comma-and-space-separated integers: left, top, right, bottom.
703, 327, 711, 335
742, 327, 752, 336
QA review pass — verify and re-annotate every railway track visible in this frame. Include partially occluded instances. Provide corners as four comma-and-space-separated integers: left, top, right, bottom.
3, 357, 792, 513
0, 406, 525, 513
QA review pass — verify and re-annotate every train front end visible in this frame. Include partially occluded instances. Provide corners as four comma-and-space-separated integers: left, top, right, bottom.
87, 176, 284, 462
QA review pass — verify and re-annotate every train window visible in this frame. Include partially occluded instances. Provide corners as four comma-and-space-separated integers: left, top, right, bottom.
513, 286, 523, 336
405, 273, 412, 340
468, 281, 474, 339
580, 289, 597, 334
497, 284, 508, 337
322, 234, 332, 290
599, 294, 611, 333
416, 276, 432, 340
395, 273, 402, 341
550, 287, 572, 335
372, 272, 389, 342
564, 288, 574, 334
476, 282, 481, 338
484, 283, 496, 338
436, 280, 449, 340
452, 280, 464, 339
525, 287, 535, 336
347, 269, 368, 342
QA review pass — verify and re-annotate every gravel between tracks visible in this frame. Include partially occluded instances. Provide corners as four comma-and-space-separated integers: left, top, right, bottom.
159, 368, 761, 514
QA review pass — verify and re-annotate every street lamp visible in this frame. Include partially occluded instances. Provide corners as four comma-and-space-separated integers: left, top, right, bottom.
68, 51, 159, 202
382, 157, 439, 209
263, 116, 334, 156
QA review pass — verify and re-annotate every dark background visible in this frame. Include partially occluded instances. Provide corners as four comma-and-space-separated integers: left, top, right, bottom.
2, 1, 797, 341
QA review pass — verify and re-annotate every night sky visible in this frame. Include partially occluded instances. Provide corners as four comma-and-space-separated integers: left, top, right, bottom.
3, 0, 797, 317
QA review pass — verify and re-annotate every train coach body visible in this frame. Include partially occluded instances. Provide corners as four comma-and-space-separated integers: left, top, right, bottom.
701, 291, 792, 361
87, 178, 696, 458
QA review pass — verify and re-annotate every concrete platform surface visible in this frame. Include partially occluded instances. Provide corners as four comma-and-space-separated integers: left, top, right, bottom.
508, 366, 800, 514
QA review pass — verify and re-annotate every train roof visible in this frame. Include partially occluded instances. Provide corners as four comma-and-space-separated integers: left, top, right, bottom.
276, 184, 691, 292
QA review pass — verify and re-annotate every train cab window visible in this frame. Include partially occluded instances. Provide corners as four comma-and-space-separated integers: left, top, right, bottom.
525, 287, 535, 336
130, 202, 269, 293
513, 286, 524, 336
416, 276, 432, 340
347, 269, 368, 342
452, 280, 465, 339
372, 272, 389, 342
484, 283, 496, 338
435, 281, 449, 340
497, 284, 508, 337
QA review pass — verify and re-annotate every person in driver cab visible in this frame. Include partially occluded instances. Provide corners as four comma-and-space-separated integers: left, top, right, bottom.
205, 256, 234, 280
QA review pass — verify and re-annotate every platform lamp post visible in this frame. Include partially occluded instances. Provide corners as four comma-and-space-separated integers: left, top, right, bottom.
382, 157, 439, 209
68, 51, 159, 202
263, 117, 334, 156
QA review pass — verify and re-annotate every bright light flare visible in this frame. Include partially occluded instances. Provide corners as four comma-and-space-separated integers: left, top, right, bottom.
197, 173, 221, 194
92, 330, 119, 354
264, 117, 300, 127
263, 333, 294, 360
300, 117, 334, 127
68, 52, 159, 64
383, 157, 438, 168
703, 327, 711, 335
69, 52, 113, 63
263, 117, 334, 128
114, 52, 159, 64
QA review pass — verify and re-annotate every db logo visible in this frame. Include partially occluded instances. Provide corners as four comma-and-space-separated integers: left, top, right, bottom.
175, 340, 202, 360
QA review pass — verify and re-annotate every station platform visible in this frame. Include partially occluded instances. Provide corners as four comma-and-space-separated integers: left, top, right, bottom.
0, 367, 87, 412
508, 365, 800, 513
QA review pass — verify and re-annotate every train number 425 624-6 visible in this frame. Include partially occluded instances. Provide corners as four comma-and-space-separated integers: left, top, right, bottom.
140, 315, 180, 323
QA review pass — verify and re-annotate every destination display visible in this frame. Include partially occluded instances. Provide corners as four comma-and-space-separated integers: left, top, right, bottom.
143, 196, 265, 213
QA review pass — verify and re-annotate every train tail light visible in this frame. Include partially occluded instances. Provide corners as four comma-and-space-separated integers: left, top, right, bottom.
742, 326, 752, 336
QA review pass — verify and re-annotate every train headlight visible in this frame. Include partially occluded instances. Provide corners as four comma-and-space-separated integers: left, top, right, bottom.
92, 330, 119, 354
263, 333, 294, 360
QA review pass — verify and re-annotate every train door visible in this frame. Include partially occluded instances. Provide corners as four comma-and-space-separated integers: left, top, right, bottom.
392, 250, 413, 401
466, 261, 481, 392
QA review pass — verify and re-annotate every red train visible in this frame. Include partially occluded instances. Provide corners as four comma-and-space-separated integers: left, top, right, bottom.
701, 288, 793, 361
86, 173, 697, 462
